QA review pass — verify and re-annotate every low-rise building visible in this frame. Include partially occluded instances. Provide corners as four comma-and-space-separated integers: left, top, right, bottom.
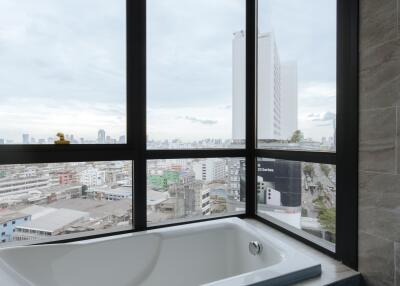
14, 208, 89, 241
0, 211, 31, 243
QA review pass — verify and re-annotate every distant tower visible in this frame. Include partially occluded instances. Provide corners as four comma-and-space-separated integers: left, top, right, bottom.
98, 129, 106, 144
119, 136, 126, 144
22, 134, 30, 144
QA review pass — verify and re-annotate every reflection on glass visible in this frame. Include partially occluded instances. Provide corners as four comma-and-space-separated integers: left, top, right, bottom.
0, 161, 132, 244
256, 0, 336, 151
256, 158, 336, 247
147, 0, 245, 149
0, 1, 126, 144
147, 158, 245, 225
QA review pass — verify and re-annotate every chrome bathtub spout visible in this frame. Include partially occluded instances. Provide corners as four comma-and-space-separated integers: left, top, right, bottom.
249, 241, 263, 256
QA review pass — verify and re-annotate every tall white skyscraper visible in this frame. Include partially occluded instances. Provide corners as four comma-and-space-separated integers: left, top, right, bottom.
232, 31, 246, 142
280, 61, 298, 140
232, 32, 298, 142
258, 32, 282, 140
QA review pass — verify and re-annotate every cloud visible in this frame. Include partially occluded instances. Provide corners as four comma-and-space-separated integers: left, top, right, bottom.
184, 116, 218, 125
312, 112, 336, 122
147, 106, 232, 141
220, 105, 232, 110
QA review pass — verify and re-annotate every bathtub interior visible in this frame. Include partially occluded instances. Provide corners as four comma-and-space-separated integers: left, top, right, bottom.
140, 224, 284, 286
0, 219, 308, 286
0, 233, 163, 286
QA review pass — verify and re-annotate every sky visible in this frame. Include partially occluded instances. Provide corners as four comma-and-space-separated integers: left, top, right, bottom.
0, 0, 336, 143
0, 0, 126, 142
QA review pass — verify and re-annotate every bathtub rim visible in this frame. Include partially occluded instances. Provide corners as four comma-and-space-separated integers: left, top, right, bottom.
0, 212, 246, 249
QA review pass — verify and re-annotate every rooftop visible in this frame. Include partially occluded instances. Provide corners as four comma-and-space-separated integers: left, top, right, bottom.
147, 190, 169, 206
0, 210, 27, 224
16, 208, 88, 233
48, 198, 131, 218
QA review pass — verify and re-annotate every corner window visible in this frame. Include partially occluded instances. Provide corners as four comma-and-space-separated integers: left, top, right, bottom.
0, 0, 357, 270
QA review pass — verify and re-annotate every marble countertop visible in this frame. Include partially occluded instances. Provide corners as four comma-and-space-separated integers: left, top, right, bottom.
245, 219, 361, 286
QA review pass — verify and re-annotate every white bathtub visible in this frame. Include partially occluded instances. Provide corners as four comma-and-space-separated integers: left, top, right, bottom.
0, 218, 321, 286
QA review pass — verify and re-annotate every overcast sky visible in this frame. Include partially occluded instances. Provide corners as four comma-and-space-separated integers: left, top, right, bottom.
0, 0, 126, 142
0, 0, 336, 143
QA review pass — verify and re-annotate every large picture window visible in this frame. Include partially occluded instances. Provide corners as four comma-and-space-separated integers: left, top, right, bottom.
257, 0, 336, 152
0, 0, 126, 144
147, 0, 246, 149
0, 0, 358, 270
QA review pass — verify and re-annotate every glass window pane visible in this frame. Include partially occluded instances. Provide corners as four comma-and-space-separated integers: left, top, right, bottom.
147, 0, 245, 149
257, 0, 336, 151
256, 158, 336, 250
0, 1, 126, 144
147, 158, 245, 225
0, 161, 132, 245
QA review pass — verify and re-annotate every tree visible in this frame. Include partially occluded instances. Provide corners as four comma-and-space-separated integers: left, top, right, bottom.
316, 181, 324, 192
290, 130, 304, 143
320, 164, 331, 178
314, 198, 336, 235
81, 185, 88, 197
303, 164, 315, 180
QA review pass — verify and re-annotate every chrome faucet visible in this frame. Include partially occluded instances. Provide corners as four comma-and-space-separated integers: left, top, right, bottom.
249, 241, 263, 256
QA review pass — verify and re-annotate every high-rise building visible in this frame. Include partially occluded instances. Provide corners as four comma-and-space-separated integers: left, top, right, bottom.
232, 31, 246, 143
232, 32, 298, 141
97, 129, 106, 144
257, 159, 301, 207
119, 136, 126, 144
258, 32, 282, 140
280, 61, 298, 139
192, 159, 226, 182
22, 134, 30, 145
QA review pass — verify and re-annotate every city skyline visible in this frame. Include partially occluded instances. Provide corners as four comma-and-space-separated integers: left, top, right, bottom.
0, 130, 127, 145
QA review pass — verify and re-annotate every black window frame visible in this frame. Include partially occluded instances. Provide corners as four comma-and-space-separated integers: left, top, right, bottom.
0, 0, 358, 270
